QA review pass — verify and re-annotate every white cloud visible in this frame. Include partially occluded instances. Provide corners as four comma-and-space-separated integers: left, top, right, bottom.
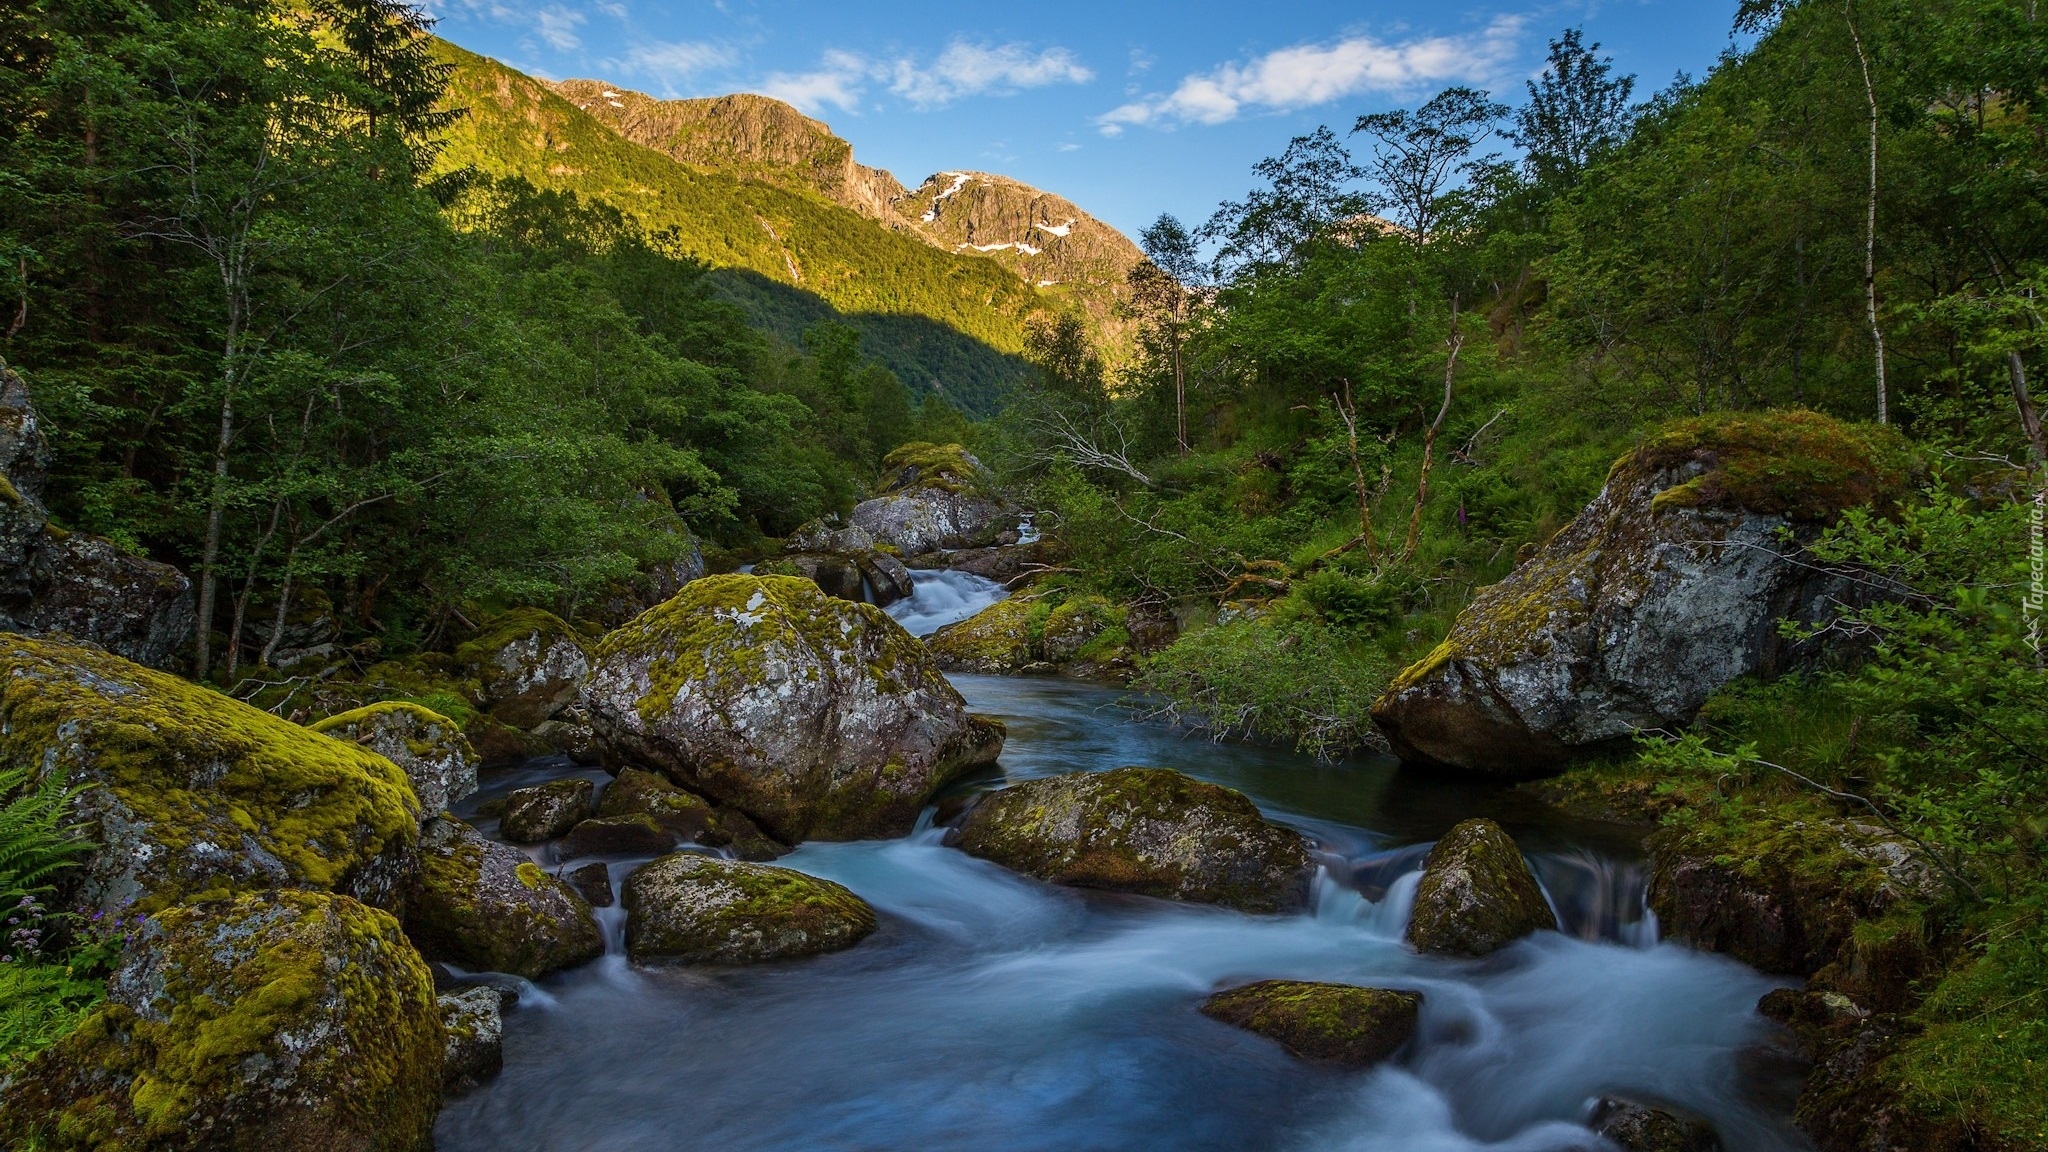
1057, 141, 1081, 152
534, 5, 585, 51
761, 50, 872, 114
622, 38, 736, 81
888, 41, 1093, 108
1098, 16, 1526, 133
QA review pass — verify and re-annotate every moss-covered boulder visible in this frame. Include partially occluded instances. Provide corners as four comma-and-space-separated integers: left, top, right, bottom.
1039, 596, 1122, 663
438, 986, 504, 1092
499, 777, 594, 843
1372, 412, 1913, 776
848, 443, 1012, 557
0, 635, 419, 916
406, 815, 602, 978
1199, 981, 1421, 1066
926, 596, 1038, 673
594, 767, 784, 859
620, 852, 877, 965
456, 609, 591, 729
784, 518, 877, 555
583, 574, 1005, 842
309, 701, 478, 822
947, 767, 1316, 913
1406, 819, 1558, 956
0, 890, 440, 1152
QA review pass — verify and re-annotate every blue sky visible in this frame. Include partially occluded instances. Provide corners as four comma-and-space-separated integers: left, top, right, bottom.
426, 0, 1746, 238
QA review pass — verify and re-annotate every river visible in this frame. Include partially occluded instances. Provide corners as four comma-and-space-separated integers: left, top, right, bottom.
433, 571, 1805, 1152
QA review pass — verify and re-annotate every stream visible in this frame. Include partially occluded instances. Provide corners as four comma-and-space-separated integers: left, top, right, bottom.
433, 570, 1807, 1152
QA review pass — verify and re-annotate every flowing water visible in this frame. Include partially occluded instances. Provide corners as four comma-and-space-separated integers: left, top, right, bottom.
435, 575, 1807, 1152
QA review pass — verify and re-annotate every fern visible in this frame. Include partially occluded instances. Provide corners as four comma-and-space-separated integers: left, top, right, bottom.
0, 763, 92, 905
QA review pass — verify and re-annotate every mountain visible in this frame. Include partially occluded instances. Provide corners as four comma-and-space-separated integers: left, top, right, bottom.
547, 81, 1143, 362
431, 41, 1044, 411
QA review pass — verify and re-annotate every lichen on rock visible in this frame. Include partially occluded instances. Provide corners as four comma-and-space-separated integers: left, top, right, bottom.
582, 574, 1003, 842
455, 608, 592, 730
499, 777, 594, 843
946, 767, 1316, 913
309, 701, 479, 822
1372, 411, 1912, 777
594, 767, 784, 859
846, 443, 1012, 557
406, 815, 602, 978
621, 852, 876, 965
0, 890, 441, 1152
1199, 980, 1421, 1066
0, 634, 419, 916
1405, 818, 1558, 956
438, 986, 504, 1093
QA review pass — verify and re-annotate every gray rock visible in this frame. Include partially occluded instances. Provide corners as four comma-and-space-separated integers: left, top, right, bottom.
501, 777, 595, 843
1200, 981, 1421, 1066
408, 814, 603, 978
1372, 414, 1911, 776
1591, 1099, 1721, 1152
857, 552, 916, 607
439, 986, 505, 1091
593, 767, 785, 858
583, 574, 1004, 842
457, 609, 591, 729
621, 852, 876, 965
784, 517, 877, 555
309, 701, 479, 821
1406, 819, 1558, 956
557, 813, 681, 860
777, 551, 865, 600
563, 860, 613, 907
848, 488, 1011, 557
947, 767, 1316, 913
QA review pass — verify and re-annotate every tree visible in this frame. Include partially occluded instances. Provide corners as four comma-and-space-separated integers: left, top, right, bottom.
1203, 127, 1369, 275
1507, 28, 1637, 187
1352, 87, 1508, 245
1128, 214, 1204, 454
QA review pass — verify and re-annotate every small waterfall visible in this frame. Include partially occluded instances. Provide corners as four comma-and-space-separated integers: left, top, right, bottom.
1531, 850, 1659, 947
885, 569, 1007, 636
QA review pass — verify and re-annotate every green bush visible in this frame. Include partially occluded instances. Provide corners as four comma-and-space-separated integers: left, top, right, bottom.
1137, 616, 1391, 759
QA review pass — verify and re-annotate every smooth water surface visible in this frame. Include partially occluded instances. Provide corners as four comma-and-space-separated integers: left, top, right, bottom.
436, 659, 1803, 1152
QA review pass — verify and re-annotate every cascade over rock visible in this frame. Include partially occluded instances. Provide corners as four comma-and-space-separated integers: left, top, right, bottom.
1406, 819, 1558, 956
0, 358, 194, 669
1372, 413, 1912, 776
947, 767, 1316, 913
0, 891, 442, 1152
583, 574, 1004, 842
0, 634, 420, 916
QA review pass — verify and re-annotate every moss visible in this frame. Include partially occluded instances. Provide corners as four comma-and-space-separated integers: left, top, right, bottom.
1406, 818, 1558, 956
0, 636, 418, 915
1199, 980, 1420, 1066
620, 853, 876, 964
1627, 409, 1914, 522
876, 441, 982, 496
454, 607, 580, 670
925, 596, 1039, 672
408, 815, 602, 978
0, 891, 440, 1152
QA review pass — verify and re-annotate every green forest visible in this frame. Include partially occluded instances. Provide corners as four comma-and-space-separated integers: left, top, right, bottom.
1, 0, 2045, 1149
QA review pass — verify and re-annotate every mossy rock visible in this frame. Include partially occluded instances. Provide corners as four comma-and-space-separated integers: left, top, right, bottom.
557, 813, 679, 859
438, 987, 503, 1092
455, 609, 590, 729
925, 596, 1039, 673
849, 444, 1012, 557
309, 701, 478, 821
1373, 410, 1912, 777
1406, 819, 1558, 956
1040, 596, 1123, 663
0, 634, 418, 916
947, 767, 1316, 913
1590, 1100, 1722, 1152
499, 777, 594, 843
0, 890, 440, 1152
406, 815, 602, 979
621, 853, 876, 965
462, 711, 548, 768
874, 442, 986, 496
583, 575, 1004, 842
595, 768, 785, 859
1199, 981, 1420, 1066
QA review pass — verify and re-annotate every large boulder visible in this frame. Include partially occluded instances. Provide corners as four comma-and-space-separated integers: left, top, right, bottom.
406, 815, 603, 978
947, 767, 1316, 913
784, 518, 877, 555
583, 574, 1004, 842
456, 609, 590, 729
0, 890, 441, 1152
0, 358, 195, 670
0, 635, 419, 916
309, 701, 478, 821
847, 442, 1012, 557
1406, 819, 1558, 956
621, 852, 876, 964
1372, 413, 1912, 776
925, 596, 1037, 673
1200, 981, 1421, 1066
